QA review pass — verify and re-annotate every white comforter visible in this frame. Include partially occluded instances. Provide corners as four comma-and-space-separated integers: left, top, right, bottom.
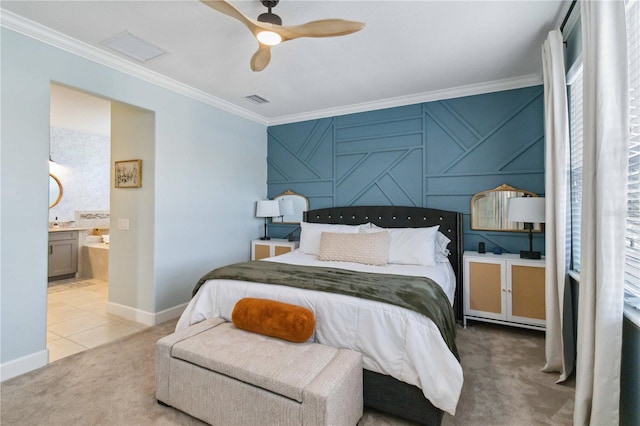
176, 250, 463, 415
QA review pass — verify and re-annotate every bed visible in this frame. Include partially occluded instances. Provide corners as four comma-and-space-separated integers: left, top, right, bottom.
176, 205, 464, 425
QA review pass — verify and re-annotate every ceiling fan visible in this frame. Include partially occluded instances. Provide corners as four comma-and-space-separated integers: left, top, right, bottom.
200, 0, 365, 72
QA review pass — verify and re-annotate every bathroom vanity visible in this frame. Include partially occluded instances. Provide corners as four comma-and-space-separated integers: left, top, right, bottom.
48, 229, 79, 280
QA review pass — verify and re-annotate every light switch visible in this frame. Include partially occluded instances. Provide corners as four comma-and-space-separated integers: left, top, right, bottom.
118, 218, 130, 230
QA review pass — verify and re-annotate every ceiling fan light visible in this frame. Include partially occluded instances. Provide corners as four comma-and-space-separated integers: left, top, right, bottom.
257, 31, 282, 46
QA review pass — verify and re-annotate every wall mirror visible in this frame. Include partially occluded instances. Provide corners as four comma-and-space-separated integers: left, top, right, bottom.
470, 184, 542, 232
273, 190, 308, 224
49, 173, 63, 208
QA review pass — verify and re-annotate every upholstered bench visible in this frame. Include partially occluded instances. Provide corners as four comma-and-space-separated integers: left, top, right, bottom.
156, 317, 363, 426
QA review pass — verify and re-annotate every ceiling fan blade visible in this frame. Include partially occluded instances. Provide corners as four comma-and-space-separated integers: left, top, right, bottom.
199, 0, 262, 35
251, 45, 272, 72
277, 19, 365, 41
201, 1, 364, 71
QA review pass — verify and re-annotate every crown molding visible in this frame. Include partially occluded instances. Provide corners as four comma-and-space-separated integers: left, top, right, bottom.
0, 9, 269, 126
269, 73, 543, 126
1, 8, 543, 128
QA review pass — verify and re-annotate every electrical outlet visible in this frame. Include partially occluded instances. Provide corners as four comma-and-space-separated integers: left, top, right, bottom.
118, 218, 130, 230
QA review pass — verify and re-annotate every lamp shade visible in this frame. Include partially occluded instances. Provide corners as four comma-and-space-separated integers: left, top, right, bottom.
256, 200, 280, 218
507, 197, 546, 223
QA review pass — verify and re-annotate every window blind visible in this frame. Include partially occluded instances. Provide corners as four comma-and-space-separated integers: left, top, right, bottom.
625, 0, 640, 309
568, 66, 583, 273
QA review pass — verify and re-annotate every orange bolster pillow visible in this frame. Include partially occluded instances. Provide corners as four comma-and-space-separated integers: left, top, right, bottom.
231, 298, 315, 343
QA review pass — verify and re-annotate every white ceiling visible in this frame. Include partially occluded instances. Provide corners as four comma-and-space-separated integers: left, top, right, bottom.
2, 0, 570, 125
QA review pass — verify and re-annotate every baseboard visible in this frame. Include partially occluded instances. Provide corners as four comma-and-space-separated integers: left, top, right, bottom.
106, 301, 187, 327
0, 302, 188, 381
0, 349, 49, 382
154, 303, 189, 325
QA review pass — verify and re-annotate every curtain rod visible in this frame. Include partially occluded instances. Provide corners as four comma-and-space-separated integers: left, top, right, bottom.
560, 0, 578, 32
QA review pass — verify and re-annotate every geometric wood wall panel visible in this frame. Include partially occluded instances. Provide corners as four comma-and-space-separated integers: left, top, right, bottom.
267, 85, 545, 253
335, 148, 423, 206
426, 87, 544, 177
335, 105, 424, 207
268, 117, 334, 200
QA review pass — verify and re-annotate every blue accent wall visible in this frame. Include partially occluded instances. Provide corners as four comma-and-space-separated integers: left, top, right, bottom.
267, 85, 545, 254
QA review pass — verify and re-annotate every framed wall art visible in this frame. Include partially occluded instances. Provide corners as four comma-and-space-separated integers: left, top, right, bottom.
115, 159, 142, 188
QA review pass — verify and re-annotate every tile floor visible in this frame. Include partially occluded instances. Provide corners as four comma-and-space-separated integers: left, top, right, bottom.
47, 278, 148, 363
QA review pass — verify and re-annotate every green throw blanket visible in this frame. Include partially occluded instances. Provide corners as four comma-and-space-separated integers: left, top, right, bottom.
193, 260, 459, 360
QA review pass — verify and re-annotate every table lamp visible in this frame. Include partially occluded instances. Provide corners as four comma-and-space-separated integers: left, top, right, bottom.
256, 200, 280, 240
507, 196, 545, 259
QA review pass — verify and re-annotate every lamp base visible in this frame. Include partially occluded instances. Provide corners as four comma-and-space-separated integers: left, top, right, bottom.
520, 250, 541, 260
260, 236, 271, 241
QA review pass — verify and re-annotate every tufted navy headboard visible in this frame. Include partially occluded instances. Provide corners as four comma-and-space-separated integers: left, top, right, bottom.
303, 205, 464, 321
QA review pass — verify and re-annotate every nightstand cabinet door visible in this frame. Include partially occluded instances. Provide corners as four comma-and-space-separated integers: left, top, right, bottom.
253, 244, 272, 260
509, 262, 546, 326
465, 256, 506, 321
464, 251, 545, 331
251, 239, 299, 261
274, 245, 293, 257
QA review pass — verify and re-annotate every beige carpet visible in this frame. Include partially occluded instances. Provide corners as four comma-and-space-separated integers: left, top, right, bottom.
0, 319, 574, 425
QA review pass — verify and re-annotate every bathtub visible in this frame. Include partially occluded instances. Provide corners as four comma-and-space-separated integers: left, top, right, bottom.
82, 242, 109, 281
86, 242, 109, 250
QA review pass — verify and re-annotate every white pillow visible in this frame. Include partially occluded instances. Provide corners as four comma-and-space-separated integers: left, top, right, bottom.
298, 222, 364, 255
363, 224, 439, 266
364, 222, 383, 231
435, 232, 451, 263
318, 231, 389, 265
361, 222, 451, 266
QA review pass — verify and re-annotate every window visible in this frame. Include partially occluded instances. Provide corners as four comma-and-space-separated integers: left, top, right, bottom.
625, 0, 640, 311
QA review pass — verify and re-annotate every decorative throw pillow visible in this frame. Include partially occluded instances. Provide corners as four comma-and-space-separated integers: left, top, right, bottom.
318, 231, 389, 265
231, 298, 315, 343
298, 222, 364, 255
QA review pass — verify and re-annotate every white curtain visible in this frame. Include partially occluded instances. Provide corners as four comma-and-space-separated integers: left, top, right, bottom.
575, 1, 629, 425
541, 29, 574, 383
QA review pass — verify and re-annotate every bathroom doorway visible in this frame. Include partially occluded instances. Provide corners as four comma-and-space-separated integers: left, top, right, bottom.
47, 84, 143, 362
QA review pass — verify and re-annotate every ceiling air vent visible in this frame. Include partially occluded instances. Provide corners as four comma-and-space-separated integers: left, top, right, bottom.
244, 94, 271, 104
102, 31, 167, 63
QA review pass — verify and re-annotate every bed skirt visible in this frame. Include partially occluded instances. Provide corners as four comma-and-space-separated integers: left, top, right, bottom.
364, 370, 443, 426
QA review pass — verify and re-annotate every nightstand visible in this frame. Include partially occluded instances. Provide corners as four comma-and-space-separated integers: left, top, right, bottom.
463, 251, 546, 330
251, 239, 299, 261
